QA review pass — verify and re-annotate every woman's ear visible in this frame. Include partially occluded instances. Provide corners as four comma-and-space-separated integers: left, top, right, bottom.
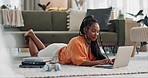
83, 28, 87, 34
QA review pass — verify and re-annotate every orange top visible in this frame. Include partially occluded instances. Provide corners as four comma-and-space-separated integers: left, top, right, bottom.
58, 36, 96, 66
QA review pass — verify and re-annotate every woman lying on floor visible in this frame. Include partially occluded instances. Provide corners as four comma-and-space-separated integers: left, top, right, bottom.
24, 15, 113, 66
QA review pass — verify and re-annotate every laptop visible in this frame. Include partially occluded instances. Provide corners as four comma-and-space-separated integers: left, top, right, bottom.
94, 46, 133, 69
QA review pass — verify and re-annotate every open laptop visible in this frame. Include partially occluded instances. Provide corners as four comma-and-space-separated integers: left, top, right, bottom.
94, 46, 133, 69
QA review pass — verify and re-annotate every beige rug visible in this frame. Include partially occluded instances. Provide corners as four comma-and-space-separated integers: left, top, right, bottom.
13, 52, 148, 78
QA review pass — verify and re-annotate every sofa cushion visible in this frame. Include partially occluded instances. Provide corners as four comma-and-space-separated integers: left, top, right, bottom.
87, 7, 112, 31
69, 9, 86, 31
20, 11, 52, 31
51, 11, 68, 31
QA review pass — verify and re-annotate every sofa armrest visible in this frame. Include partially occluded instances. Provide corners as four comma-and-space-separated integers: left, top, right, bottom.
109, 19, 125, 46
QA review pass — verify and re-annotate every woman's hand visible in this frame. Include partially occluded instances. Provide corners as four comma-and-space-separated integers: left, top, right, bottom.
98, 59, 112, 65
80, 59, 114, 66
111, 58, 115, 64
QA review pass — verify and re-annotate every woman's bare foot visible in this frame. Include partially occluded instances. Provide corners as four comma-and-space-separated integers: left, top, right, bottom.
24, 29, 33, 42
24, 29, 33, 37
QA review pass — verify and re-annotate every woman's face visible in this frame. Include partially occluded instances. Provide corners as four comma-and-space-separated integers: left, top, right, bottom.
85, 23, 100, 41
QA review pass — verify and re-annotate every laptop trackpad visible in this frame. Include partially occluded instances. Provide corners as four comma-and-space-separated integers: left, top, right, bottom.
94, 64, 113, 69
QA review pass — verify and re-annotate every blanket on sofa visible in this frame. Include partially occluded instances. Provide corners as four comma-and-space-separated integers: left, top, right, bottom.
13, 52, 148, 78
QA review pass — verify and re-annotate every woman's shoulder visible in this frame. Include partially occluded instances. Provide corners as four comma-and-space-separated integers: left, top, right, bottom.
68, 36, 84, 46
70, 36, 84, 42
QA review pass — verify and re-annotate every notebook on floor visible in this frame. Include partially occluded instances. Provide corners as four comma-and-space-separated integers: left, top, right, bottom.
94, 46, 133, 69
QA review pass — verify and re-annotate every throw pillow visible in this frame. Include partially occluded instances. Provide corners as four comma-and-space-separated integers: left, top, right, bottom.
66, 9, 70, 29
69, 9, 86, 31
86, 7, 112, 31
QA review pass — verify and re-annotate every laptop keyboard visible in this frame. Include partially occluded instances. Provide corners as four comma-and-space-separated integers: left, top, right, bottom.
94, 64, 113, 69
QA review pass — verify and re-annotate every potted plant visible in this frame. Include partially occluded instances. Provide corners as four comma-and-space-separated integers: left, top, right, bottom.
74, 0, 85, 10
38, 2, 50, 11
127, 10, 148, 52
118, 10, 124, 19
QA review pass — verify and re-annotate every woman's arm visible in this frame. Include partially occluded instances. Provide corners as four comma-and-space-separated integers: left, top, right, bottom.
80, 59, 112, 66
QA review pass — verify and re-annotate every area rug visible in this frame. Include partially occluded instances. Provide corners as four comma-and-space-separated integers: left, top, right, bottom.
13, 52, 148, 78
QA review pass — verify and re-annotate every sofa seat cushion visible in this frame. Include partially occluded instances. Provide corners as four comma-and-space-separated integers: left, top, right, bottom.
37, 32, 78, 44
98, 32, 117, 46
33, 31, 79, 43
3, 31, 79, 47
